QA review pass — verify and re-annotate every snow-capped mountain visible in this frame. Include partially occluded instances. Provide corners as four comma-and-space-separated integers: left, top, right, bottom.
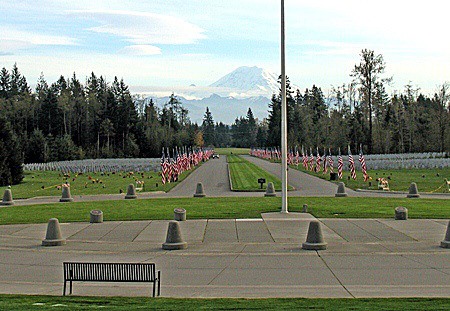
209, 66, 279, 97
139, 66, 299, 124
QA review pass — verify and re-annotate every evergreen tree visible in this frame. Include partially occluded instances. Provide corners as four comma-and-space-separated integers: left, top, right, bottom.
0, 116, 23, 185
202, 107, 215, 146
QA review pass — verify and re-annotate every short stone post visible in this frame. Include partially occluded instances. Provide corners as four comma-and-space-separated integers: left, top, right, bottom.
90, 210, 103, 223
1, 188, 14, 206
302, 204, 308, 213
193, 182, 206, 197
302, 221, 327, 250
335, 182, 348, 197
125, 184, 137, 199
162, 221, 187, 250
60, 184, 73, 202
394, 206, 408, 220
406, 182, 420, 198
42, 218, 66, 246
174, 208, 186, 221
440, 221, 450, 249
264, 182, 276, 197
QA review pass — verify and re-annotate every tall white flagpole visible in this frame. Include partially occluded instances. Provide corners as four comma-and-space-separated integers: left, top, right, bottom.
281, 0, 288, 213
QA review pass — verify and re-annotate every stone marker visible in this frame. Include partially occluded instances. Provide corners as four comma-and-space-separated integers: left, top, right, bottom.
42, 218, 66, 246
162, 221, 187, 250
335, 182, 348, 197
1, 188, 14, 206
302, 221, 327, 250
406, 182, 420, 198
125, 184, 137, 199
440, 221, 450, 249
302, 204, 308, 213
394, 206, 408, 220
90, 210, 103, 223
60, 185, 73, 202
193, 182, 206, 197
174, 208, 186, 221
264, 182, 276, 197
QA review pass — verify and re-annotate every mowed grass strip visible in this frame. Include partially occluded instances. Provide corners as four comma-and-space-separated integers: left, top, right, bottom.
0, 295, 449, 311
1, 197, 449, 225
228, 154, 283, 191
215, 147, 250, 155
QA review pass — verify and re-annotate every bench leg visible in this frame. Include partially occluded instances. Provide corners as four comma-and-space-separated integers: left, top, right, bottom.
158, 271, 161, 296
63, 280, 66, 296
70, 281, 73, 295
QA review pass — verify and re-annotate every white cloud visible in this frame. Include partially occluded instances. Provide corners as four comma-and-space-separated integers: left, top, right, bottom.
120, 45, 161, 56
71, 9, 206, 45
0, 27, 77, 53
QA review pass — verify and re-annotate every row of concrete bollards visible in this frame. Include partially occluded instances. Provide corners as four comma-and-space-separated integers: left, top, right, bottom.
40, 212, 450, 250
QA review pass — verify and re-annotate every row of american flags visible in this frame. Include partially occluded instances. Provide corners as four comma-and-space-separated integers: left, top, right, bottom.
250, 145, 369, 182
160, 147, 214, 184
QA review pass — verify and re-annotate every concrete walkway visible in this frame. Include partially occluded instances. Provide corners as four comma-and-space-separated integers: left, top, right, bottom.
0, 214, 448, 298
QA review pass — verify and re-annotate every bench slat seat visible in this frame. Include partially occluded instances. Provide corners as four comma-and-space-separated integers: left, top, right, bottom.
63, 262, 160, 296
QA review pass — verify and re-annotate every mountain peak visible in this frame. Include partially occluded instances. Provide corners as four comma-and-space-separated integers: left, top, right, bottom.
209, 66, 279, 96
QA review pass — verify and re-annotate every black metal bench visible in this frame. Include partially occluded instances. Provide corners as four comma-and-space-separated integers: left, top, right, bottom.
63, 262, 161, 297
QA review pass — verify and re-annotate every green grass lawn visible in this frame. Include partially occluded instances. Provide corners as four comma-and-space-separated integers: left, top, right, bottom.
1, 196, 449, 225
0, 296, 448, 311
227, 154, 284, 191
215, 147, 250, 155
290, 165, 450, 193
1, 168, 194, 199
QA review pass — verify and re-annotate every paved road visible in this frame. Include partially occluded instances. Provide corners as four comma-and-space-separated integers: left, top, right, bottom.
0, 213, 448, 298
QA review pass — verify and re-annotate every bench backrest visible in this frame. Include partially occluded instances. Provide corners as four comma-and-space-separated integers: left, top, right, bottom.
63, 262, 157, 282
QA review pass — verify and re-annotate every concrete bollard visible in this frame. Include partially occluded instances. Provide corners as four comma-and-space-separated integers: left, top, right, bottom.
60, 185, 73, 202
302, 204, 308, 213
302, 221, 327, 250
174, 208, 186, 221
440, 221, 450, 249
90, 210, 103, 223
406, 182, 420, 198
125, 184, 137, 199
162, 221, 187, 250
42, 218, 66, 246
264, 182, 276, 197
394, 206, 408, 220
193, 182, 206, 197
335, 182, 348, 197
1, 188, 14, 206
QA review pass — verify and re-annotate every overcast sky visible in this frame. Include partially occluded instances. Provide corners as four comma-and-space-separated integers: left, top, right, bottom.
1, 0, 449, 95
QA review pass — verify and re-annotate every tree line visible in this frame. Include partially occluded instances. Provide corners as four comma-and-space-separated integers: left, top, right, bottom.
1, 49, 449, 185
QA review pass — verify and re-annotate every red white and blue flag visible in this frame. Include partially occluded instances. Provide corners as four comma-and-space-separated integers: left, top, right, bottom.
359, 145, 369, 182
348, 145, 357, 180
337, 148, 344, 179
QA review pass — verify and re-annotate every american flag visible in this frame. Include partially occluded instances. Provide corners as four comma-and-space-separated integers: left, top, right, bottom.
302, 146, 308, 169
359, 145, 369, 182
327, 148, 334, 173
348, 145, 357, 180
295, 148, 300, 166
315, 148, 321, 172
337, 148, 344, 179
309, 148, 315, 171
160, 149, 167, 185
322, 149, 328, 174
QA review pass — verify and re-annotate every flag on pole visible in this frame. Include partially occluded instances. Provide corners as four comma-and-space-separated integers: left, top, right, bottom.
315, 147, 321, 172
160, 148, 167, 185
302, 146, 308, 169
359, 145, 369, 182
327, 148, 334, 173
322, 148, 328, 174
348, 145, 357, 180
337, 148, 343, 179
309, 148, 315, 171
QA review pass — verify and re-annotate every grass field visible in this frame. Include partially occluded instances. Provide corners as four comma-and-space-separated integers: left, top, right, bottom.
1, 168, 194, 200
0, 296, 449, 311
1, 196, 449, 225
227, 154, 285, 191
290, 165, 450, 193
215, 147, 250, 155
